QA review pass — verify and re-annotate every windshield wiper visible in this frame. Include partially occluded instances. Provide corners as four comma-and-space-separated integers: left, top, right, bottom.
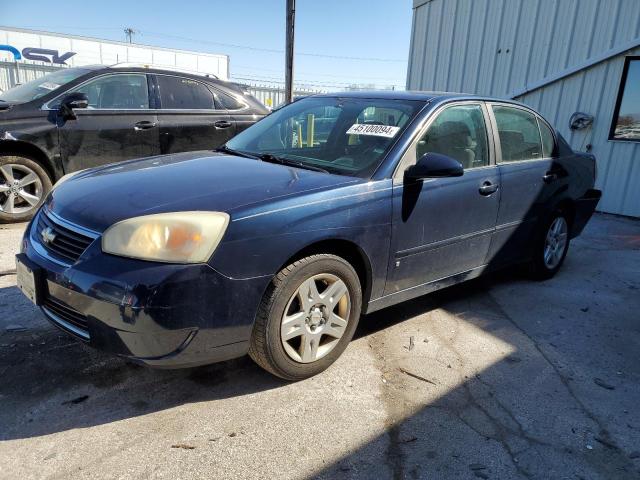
215, 145, 260, 159
259, 153, 329, 173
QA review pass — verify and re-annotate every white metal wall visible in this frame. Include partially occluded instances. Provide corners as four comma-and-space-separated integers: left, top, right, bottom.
0, 27, 229, 80
407, 0, 640, 217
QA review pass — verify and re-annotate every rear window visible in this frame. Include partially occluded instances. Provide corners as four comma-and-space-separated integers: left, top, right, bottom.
157, 76, 215, 109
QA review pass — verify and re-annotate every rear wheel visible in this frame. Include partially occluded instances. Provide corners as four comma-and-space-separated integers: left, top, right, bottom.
530, 210, 570, 280
249, 254, 362, 380
0, 155, 52, 223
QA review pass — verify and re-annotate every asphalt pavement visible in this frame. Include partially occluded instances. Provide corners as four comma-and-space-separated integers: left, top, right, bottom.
0, 213, 639, 480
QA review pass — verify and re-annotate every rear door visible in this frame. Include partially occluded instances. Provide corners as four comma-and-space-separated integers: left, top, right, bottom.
152, 74, 235, 154
58, 73, 159, 172
487, 103, 559, 265
213, 88, 258, 135
386, 102, 500, 294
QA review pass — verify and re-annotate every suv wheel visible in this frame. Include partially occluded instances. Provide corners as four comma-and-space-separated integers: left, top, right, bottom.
530, 210, 570, 280
249, 254, 362, 380
0, 155, 52, 223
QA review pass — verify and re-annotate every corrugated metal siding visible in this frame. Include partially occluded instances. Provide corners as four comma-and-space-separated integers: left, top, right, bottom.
408, 0, 640, 216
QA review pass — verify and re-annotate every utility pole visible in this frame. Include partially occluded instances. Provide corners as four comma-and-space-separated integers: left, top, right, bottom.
284, 0, 295, 104
124, 27, 137, 44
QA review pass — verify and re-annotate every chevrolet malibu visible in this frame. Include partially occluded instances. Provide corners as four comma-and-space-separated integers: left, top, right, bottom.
16, 92, 601, 380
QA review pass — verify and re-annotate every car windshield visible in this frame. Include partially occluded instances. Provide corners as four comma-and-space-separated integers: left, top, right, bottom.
0, 68, 91, 104
225, 96, 425, 177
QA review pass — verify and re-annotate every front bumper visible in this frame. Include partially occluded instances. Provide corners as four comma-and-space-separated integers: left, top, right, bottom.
20, 213, 271, 368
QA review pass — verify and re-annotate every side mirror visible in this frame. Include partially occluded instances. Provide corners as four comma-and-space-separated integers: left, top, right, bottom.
405, 152, 464, 180
59, 92, 89, 119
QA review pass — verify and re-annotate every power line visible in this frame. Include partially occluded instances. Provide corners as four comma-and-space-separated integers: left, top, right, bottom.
14, 25, 408, 63
233, 64, 405, 82
139, 30, 407, 63
123, 27, 138, 44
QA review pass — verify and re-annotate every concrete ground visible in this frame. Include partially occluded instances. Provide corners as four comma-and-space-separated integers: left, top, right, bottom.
0, 213, 638, 480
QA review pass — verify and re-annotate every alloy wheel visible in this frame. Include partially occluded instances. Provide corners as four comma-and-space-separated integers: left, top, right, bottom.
0, 164, 44, 215
280, 273, 351, 363
543, 216, 568, 269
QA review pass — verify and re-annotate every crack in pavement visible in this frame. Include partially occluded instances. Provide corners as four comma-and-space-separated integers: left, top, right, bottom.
484, 290, 637, 479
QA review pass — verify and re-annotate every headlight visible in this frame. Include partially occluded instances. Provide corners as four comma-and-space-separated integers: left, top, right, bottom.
102, 212, 230, 263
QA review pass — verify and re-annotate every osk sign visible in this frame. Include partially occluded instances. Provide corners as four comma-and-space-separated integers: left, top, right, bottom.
0, 44, 76, 65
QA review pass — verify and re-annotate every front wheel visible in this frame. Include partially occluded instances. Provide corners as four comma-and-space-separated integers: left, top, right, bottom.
0, 155, 52, 223
529, 211, 570, 280
249, 254, 362, 380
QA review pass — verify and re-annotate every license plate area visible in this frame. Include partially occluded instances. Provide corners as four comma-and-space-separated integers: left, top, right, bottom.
16, 254, 44, 305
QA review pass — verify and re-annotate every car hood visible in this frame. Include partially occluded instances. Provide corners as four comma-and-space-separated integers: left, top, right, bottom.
47, 151, 360, 232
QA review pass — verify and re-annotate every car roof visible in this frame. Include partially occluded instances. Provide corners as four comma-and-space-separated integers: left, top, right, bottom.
312, 90, 473, 102
310, 90, 540, 111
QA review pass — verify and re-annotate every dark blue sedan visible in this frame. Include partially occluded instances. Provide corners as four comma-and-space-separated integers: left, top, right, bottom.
15, 92, 601, 380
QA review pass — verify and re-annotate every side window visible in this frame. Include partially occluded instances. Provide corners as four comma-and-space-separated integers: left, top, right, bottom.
216, 91, 246, 110
538, 118, 556, 158
71, 74, 149, 109
492, 106, 542, 162
157, 76, 215, 109
416, 104, 489, 169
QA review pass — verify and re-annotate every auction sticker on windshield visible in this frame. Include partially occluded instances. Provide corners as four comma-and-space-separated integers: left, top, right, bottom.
346, 124, 400, 138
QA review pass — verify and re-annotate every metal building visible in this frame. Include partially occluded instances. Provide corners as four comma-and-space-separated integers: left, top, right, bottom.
0, 27, 326, 109
407, 0, 640, 217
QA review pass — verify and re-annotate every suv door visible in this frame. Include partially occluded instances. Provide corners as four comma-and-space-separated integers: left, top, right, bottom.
57, 73, 159, 172
487, 104, 558, 265
152, 74, 235, 154
386, 102, 500, 294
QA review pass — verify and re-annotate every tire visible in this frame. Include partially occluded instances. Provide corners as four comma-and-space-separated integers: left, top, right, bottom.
529, 209, 571, 280
249, 254, 362, 380
0, 155, 52, 223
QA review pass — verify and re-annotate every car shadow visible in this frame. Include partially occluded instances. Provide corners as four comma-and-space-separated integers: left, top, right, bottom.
0, 267, 517, 443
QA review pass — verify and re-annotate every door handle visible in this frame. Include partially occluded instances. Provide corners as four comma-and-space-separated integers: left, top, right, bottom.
214, 120, 232, 129
134, 121, 157, 131
479, 181, 498, 196
542, 171, 558, 183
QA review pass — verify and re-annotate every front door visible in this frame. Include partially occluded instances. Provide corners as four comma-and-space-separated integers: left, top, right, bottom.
152, 74, 236, 154
58, 73, 159, 172
386, 102, 500, 295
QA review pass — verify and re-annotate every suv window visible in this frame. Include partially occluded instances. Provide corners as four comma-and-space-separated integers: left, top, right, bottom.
538, 118, 556, 158
71, 74, 149, 109
416, 104, 489, 169
493, 106, 542, 162
157, 76, 215, 109
216, 91, 246, 110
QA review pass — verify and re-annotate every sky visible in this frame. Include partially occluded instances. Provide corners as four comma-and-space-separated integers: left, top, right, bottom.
618, 60, 640, 118
2, 0, 413, 90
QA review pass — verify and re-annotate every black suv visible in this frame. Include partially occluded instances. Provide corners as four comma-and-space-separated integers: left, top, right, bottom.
0, 64, 268, 222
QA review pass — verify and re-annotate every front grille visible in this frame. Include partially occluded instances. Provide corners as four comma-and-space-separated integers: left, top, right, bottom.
42, 295, 90, 340
35, 211, 95, 264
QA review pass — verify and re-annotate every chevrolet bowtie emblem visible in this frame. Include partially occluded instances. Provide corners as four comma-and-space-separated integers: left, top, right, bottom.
41, 226, 56, 244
